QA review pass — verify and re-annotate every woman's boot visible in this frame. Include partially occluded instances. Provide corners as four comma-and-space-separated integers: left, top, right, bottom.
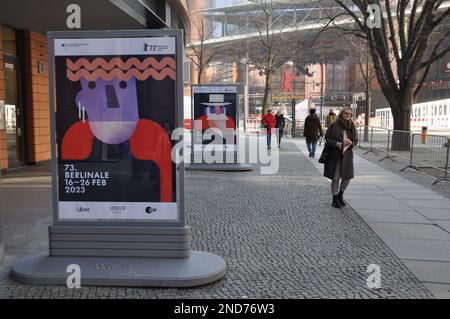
332, 195, 342, 208
337, 191, 346, 206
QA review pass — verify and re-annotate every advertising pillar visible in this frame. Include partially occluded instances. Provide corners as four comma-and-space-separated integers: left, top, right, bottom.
187, 85, 252, 171
11, 30, 225, 287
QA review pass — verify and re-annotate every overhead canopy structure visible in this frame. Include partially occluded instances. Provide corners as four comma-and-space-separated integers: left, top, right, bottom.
190, 0, 347, 47
0, 0, 190, 36
190, 0, 450, 48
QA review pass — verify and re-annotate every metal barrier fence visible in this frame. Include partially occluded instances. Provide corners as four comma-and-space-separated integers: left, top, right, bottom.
357, 126, 450, 185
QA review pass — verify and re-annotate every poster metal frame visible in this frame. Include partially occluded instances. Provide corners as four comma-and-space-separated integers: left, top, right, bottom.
190, 84, 240, 164
48, 30, 185, 228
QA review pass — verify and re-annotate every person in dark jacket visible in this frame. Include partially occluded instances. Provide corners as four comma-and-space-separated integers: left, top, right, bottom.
275, 111, 286, 148
303, 108, 323, 158
324, 107, 358, 208
261, 109, 276, 149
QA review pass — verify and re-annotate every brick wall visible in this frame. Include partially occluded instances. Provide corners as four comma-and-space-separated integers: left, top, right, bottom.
23, 31, 50, 163
0, 27, 7, 169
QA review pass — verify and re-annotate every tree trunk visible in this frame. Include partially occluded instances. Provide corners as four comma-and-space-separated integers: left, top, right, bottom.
320, 62, 324, 121
197, 66, 203, 84
262, 68, 272, 115
391, 100, 412, 151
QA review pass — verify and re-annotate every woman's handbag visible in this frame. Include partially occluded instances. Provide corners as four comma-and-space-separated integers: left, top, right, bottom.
318, 144, 330, 164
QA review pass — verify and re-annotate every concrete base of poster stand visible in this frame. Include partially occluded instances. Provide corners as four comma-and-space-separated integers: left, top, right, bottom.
10, 251, 226, 287
185, 163, 253, 171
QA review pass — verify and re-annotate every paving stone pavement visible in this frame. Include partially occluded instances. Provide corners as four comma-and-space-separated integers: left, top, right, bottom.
0, 138, 434, 298
354, 144, 450, 200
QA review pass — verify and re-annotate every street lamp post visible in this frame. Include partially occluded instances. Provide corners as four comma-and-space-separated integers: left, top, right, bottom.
292, 97, 296, 137
364, 39, 371, 142
320, 62, 324, 121
244, 50, 249, 132
292, 60, 296, 137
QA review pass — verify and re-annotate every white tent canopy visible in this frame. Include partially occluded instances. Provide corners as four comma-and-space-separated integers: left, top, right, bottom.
295, 99, 310, 121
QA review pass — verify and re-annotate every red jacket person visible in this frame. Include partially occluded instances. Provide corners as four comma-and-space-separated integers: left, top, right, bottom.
261, 109, 276, 149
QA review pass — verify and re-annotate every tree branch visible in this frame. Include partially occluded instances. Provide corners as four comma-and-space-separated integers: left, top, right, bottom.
385, 0, 401, 66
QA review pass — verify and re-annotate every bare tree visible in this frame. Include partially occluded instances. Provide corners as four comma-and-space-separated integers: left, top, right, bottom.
248, 0, 293, 115
344, 35, 377, 141
290, 32, 350, 120
320, 0, 450, 149
185, 2, 218, 84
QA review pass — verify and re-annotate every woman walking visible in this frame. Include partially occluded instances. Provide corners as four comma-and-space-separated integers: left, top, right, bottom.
324, 107, 358, 208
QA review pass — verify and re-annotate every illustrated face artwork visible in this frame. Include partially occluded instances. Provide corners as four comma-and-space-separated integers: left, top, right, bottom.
76, 77, 139, 144
66, 56, 176, 145
204, 105, 227, 121
202, 104, 228, 138
61, 53, 177, 204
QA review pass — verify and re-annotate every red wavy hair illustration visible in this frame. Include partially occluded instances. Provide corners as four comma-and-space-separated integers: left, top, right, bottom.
66, 57, 176, 81
67, 57, 175, 71
67, 68, 176, 81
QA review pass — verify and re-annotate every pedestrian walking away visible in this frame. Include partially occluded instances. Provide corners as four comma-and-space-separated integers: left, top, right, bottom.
261, 109, 276, 149
323, 107, 358, 208
325, 109, 336, 130
275, 111, 286, 148
303, 108, 323, 158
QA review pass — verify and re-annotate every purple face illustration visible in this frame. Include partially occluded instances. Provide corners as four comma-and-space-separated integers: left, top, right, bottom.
75, 77, 139, 144
204, 106, 225, 115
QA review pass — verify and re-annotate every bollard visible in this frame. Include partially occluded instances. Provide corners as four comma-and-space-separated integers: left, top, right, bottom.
421, 126, 428, 144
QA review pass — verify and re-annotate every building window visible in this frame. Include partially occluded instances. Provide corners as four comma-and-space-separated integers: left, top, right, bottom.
2, 26, 17, 56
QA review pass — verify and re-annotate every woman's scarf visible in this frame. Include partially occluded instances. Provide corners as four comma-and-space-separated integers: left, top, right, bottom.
336, 117, 357, 142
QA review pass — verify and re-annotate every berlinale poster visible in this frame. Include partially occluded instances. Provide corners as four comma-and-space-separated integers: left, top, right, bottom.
53, 36, 178, 222
192, 85, 237, 153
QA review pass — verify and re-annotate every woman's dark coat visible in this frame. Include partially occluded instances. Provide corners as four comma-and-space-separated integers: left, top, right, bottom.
324, 121, 358, 180
275, 115, 286, 129
303, 114, 323, 143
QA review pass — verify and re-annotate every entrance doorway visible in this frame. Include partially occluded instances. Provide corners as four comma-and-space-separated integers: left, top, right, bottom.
2, 26, 25, 168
